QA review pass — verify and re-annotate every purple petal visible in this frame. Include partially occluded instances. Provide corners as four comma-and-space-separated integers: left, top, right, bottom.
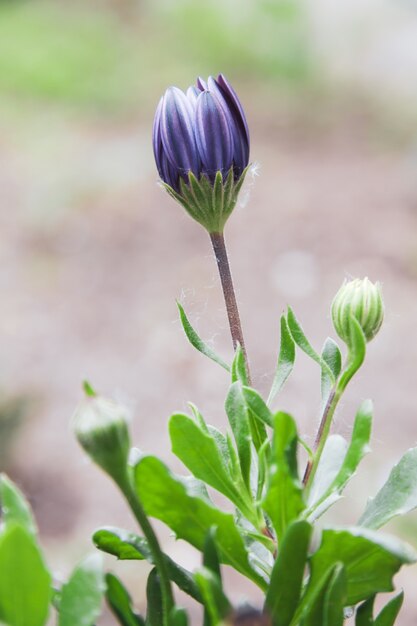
195, 91, 233, 179
160, 86, 200, 176
196, 77, 208, 91
216, 74, 250, 173
160, 150, 180, 191
186, 86, 199, 109
207, 76, 249, 177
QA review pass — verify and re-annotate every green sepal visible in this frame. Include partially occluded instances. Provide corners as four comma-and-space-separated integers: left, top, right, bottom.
162, 167, 249, 233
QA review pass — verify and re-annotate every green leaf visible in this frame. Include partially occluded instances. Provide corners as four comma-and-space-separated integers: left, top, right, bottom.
359, 447, 417, 530
0, 524, 51, 626
307, 400, 372, 519
194, 568, 231, 626
170, 607, 189, 626
105, 573, 144, 626
300, 563, 346, 626
0, 474, 37, 535
93, 527, 201, 603
355, 596, 375, 626
146, 569, 163, 626
93, 527, 147, 560
322, 563, 347, 626
268, 315, 295, 405
169, 413, 255, 523
59, 553, 105, 626
177, 302, 230, 372
241, 387, 273, 428
321, 337, 341, 403
231, 344, 249, 385
307, 527, 416, 606
225, 382, 251, 489
262, 412, 305, 543
134, 456, 266, 590
286, 307, 335, 384
374, 591, 404, 626
265, 520, 312, 625
203, 528, 221, 580
306, 435, 348, 513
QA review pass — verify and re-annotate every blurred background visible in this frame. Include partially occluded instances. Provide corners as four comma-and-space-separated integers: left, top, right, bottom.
1, 0, 417, 622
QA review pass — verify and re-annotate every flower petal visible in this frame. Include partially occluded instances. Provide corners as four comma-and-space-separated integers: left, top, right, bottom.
161, 86, 200, 176
215, 74, 250, 174
195, 91, 233, 179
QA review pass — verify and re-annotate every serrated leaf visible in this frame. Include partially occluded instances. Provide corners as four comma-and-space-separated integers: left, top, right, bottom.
169, 413, 254, 523
263, 412, 305, 543
194, 568, 231, 626
134, 456, 266, 590
105, 573, 144, 626
225, 382, 251, 489
265, 520, 312, 625
177, 303, 230, 372
359, 447, 417, 530
287, 307, 335, 384
308, 400, 372, 519
231, 344, 249, 385
374, 591, 403, 626
267, 315, 295, 405
93, 527, 201, 603
307, 527, 416, 606
59, 553, 105, 626
146, 569, 163, 626
0, 474, 37, 536
355, 596, 375, 626
0, 524, 51, 626
321, 337, 341, 403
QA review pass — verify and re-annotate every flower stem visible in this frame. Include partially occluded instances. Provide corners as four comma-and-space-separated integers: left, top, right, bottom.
118, 473, 174, 625
302, 387, 342, 492
210, 232, 251, 384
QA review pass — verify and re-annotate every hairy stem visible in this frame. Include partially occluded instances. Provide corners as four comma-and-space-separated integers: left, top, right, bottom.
302, 387, 342, 491
210, 232, 251, 384
119, 473, 174, 624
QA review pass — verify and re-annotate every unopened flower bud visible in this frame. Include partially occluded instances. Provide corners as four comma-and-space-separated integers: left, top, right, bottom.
331, 278, 384, 345
153, 74, 250, 233
73, 382, 130, 485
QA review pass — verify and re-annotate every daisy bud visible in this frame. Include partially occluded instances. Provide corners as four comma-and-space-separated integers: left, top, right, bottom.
73, 382, 130, 486
332, 278, 384, 345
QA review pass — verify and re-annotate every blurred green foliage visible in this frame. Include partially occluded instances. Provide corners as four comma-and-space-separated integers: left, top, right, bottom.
0, 0, 312, 113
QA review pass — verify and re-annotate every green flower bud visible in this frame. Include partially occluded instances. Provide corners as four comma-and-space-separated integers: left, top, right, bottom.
73, 382, 130, 486
331, 278, 384, 345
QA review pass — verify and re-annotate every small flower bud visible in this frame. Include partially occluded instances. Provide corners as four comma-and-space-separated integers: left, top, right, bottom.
153, 74, 250, 233
331, 278, 384, 345
73, 382, 130, 486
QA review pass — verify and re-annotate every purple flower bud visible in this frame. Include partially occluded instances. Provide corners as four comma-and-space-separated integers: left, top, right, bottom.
152, 75, 250, 192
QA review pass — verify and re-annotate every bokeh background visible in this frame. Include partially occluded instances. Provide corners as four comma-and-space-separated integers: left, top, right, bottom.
2, 0, 417, 622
